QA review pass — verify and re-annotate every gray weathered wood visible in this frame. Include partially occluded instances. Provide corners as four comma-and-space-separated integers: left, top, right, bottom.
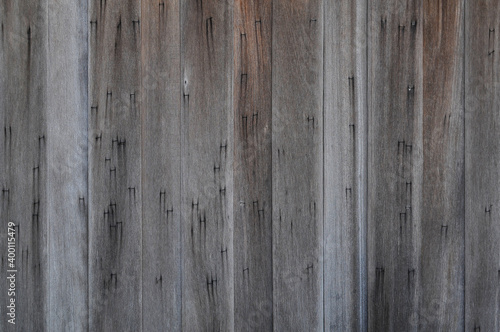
46, 0, 88, 330
368, 1, 423, 330
465, 2, 500, 331
141, 0, 181, 330
323, 0, 367, 330
0, 1, 48, 330
88, 0, 142, 330
180, 1, 234, 330
421, 0, 465, 330
3, 2, 500, 330
272, 1, 323, 330
233, 0, 273, 331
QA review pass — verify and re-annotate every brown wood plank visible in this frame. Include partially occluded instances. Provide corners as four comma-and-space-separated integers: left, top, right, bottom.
421, 0, 465, 330
272, 1, 323, 330
368, 1, 423, 330
88, 0, 142, 330
141, 0, 181, 330
323, 0, 367, 330
0, 1, 48, 330
180, 1, 234, 330
46, 0, 89, 330
465, 1, 500, 331
233, 0, 273, 331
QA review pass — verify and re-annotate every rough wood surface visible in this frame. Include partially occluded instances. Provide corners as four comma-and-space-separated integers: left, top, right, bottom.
3, 1, 500, 331
368, 1, 423, 330
272, 1, 323, 330
233, 0, 272, 331
180, 1, 234, 330
323, 0, 367, 330
0, 1, 48, 330
466, 1, 500, 331
88, 0, 142, 330
140, 0, 181, 331
46, 0, 88, 330
421, 0, 465, 330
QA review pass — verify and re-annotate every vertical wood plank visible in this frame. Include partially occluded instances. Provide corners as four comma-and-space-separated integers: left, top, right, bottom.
272, 1, 323, 330
368, 1, 423, 330
88, 0, 142, 330
466, 2, 500, 331
323, 0, 367, 330
46, 0, 88, 330
180, 1, 234, 330
421, 0, 465, 330
141, 0, 181, 330
233, 0, 273, 331
0, 1, 48, 330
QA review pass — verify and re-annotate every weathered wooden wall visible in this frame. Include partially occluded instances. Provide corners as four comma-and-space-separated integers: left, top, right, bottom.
1, 0, 499, 331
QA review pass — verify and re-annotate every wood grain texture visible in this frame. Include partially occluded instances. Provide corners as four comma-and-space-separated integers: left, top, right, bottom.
0, 1, 48, 330
2, 2, 499, 330
88, 0, 142, 330
46, 0, 88, 330
180, 1, 234, 330
233, 0, 272, 331
272, 1, 323, 330
323, 0, 367, 330
140, 0, 181, 331
421, 0, 465, 330
368, 1, 423, 330
466, 1, 500, 331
